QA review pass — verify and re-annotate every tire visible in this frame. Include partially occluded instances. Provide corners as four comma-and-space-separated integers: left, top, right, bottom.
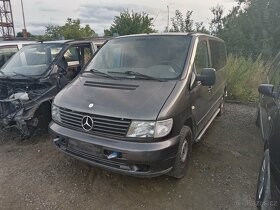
168, 126, 193, 179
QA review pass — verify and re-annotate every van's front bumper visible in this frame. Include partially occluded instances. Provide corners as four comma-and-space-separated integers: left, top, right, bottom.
49, 121, 180, 177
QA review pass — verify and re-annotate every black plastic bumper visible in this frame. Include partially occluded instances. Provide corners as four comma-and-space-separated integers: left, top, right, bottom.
49, 121, 180, 177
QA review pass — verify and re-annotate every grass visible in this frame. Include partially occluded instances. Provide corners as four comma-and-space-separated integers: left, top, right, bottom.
226, 54, 270, 103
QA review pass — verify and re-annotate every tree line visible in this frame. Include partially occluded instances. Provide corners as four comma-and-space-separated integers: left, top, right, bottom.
20, 0, 280, 59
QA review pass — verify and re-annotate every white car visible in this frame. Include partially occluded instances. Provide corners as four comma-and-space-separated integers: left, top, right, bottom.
0, 40, 37, 67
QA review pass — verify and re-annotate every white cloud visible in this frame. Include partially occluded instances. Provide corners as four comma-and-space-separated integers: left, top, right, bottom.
10, 0, 236, 36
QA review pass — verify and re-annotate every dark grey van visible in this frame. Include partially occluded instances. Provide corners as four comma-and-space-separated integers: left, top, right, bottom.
49, 33, 227, 178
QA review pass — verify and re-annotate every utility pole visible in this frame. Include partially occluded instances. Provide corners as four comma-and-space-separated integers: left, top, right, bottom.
21, 0, 27, 39
167, 5, 170, 32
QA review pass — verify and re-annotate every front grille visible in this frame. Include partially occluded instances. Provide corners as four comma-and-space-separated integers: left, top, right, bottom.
59, 107, 131, 137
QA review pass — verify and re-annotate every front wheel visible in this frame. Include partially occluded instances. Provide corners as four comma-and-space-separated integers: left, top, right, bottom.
168, 126, 192, 179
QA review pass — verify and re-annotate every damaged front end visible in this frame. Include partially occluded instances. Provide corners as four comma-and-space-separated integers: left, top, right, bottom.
0, 80, 55, 138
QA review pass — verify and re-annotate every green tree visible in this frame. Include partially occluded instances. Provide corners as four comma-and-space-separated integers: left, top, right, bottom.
16, 31, 33, 38
104, 10, 156, 36
45, 25, 60, 39
169, 10, 209, 33
45, 18, 98, 40
212, 0, 280, 58
210, 5, 224, 35
170, 10, 194, 32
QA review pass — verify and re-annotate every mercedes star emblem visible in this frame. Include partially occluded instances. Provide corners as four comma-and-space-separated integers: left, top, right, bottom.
81, 116, 94, 131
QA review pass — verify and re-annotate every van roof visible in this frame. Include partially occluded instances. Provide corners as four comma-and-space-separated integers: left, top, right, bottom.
115, 32, 224, 42
0, 40, 37, 46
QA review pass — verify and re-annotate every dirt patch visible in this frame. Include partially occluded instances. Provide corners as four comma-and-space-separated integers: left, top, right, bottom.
0, 103, 263, 210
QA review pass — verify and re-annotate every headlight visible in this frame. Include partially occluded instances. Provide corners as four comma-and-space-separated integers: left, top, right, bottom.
154, 119, 173, 138
127, 121, 155, 138
52, 104, 61, 122
126, 118, 173, 138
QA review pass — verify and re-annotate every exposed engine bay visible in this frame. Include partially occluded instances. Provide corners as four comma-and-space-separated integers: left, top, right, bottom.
0, 40, 97, 139
0, 80, 54, 138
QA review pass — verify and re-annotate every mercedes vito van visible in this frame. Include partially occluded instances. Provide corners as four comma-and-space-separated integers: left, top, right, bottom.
50, 33, 227, 178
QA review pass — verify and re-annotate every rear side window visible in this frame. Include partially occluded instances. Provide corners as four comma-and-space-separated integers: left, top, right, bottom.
209, 40, 227, 70
269, 55, 280, 91
268, 52, 280, 83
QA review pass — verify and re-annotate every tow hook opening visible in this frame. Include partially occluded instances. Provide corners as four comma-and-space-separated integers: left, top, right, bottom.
53, 137, 67, 150
104, 150, 122, 159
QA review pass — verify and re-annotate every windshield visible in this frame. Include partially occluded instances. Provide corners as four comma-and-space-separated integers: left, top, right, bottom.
85, 35, 191, 80
1, 43, 64, 76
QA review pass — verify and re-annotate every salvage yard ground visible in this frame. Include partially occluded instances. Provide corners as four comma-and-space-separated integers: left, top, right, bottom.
0, 103, 263, 210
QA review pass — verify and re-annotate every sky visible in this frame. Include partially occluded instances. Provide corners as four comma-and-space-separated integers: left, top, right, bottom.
11, 0, 236, 36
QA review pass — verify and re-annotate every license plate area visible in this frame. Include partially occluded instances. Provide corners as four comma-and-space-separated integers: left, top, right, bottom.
68, 139, 102, 157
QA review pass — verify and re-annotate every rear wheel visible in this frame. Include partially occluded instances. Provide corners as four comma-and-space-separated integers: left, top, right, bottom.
168, 126, 192, 179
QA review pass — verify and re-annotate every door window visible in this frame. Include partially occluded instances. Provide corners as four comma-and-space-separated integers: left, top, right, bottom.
63, 44, 93, 67
64, 47, 80, 66
194, 40, 209, 74
60, 44, 93, 80
83, 45, 93, 64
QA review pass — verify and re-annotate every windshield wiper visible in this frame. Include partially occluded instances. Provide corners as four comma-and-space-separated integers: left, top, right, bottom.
0, 70, 7, 76
0, 70, 11, 79
11, 72, 36, 80
108, 71, 165, 82
88, 69, 120, 80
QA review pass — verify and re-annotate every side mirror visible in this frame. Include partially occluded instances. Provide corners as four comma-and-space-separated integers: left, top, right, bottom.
258, 84, 275, 98
196, 68, 216, 86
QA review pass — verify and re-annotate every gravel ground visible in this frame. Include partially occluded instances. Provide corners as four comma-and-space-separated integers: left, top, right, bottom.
0, 103, 263, 210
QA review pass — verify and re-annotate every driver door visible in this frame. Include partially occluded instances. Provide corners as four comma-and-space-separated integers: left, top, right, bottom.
57, 43, 94, 89
191, 38, 212, 134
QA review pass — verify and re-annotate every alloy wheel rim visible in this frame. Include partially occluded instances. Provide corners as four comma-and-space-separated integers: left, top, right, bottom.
258, 158, 266, 199
180, 139, 188, 163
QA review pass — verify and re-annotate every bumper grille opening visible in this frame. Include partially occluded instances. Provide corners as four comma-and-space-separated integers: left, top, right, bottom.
66, 146, 150, 173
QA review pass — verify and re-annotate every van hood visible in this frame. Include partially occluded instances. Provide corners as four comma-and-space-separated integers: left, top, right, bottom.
54, 76, 177, 120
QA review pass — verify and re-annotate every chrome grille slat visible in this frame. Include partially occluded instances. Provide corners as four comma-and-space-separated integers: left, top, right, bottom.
60, 112, 82, 121
58, 107, 131, 137
93, 124, 128, 132
93, 128, 126, 135
93, 117, 130, 124
61, 116, 81, 124
61, 120, 81, 128
93, 120, 129, 128
60, 109, 84, 118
